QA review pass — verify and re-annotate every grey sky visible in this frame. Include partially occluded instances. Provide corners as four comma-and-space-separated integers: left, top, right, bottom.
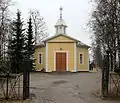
10, 0, 93, 45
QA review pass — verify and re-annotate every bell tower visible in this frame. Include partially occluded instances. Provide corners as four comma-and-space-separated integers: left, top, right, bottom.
55, 7, 67, 35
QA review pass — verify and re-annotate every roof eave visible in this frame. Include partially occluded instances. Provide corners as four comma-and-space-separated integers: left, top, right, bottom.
35, 45, 45, 48
54, 25, 67, 27
77, 45, 91, 48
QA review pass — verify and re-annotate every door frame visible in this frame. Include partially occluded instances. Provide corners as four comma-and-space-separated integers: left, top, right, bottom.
54, 51, 68, 71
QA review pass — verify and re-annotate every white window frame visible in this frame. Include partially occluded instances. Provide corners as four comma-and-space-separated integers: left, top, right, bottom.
38, 52, 42, 64
79, 52, 84, 65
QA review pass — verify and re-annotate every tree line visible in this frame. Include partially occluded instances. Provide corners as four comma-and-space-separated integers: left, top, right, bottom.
90, 0, 120, 71
0, 0, 48, 73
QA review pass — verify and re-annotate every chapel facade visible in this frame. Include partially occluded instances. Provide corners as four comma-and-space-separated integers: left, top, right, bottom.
34, 7, 90, 72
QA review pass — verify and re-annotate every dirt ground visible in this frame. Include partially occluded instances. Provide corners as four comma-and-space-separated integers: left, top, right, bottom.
29, 71, 119, 103
1, 70, 120, 103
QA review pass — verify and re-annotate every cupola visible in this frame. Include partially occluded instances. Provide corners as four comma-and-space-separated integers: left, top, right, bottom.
55, 7, 67, 35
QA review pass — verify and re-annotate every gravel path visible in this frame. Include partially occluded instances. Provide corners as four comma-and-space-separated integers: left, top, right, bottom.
29, 71, 119, 103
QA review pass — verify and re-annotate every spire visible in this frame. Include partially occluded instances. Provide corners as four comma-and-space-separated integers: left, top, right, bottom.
60, 6, 63, 19
55, 7, 67, 35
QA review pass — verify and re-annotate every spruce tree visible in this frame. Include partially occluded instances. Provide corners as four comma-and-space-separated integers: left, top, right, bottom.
8, 10, 25, 73
26, 16, 35, 71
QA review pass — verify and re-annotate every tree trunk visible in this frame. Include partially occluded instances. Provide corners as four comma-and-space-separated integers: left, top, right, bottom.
102, 51, 109, 98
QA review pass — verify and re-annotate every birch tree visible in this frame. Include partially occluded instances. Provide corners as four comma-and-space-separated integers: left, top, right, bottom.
90, 0, 120, 71
29, 10, 48, 44
0, 0, 13, 72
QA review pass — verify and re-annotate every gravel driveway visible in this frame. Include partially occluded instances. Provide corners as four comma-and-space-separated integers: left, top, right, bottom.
29, 71, 119, 103
1, 71, 119, 103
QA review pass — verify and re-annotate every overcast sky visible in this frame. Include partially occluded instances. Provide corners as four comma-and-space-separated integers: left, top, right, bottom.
10, 0, 94, 45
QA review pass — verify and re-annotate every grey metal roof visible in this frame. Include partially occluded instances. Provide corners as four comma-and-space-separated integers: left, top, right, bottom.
77, 41, 90, 48
55, 19, 67, 27
35, 42, 45, 48
43, 34, 79, 42
42, 34, 90, 48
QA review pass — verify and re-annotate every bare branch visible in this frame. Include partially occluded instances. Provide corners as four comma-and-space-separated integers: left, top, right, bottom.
29, 10, 49, 44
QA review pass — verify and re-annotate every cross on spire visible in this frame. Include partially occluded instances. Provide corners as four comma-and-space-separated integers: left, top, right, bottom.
60, 6, 63, 19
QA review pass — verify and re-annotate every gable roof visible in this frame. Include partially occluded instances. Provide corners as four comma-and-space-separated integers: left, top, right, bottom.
35, 42, 45, 48
77, 41, 90, 48
43, 34, 79, 42
37, 34, 90, 48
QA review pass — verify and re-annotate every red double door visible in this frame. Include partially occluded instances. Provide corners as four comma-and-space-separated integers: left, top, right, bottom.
56, 52, 66, 72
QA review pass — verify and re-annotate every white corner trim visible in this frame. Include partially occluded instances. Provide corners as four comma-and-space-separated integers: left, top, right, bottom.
54, 51, 69, 71
88, 51, 90, 71
54, 51, 56, 71
46, 43, 48, 72
74, 43, 77, 72
66, 51, 68, 71
44, 48, 46, 69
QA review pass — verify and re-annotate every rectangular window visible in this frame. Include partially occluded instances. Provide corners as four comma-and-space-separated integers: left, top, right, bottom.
80, 53, 83, 64
38, 53, 42, 64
